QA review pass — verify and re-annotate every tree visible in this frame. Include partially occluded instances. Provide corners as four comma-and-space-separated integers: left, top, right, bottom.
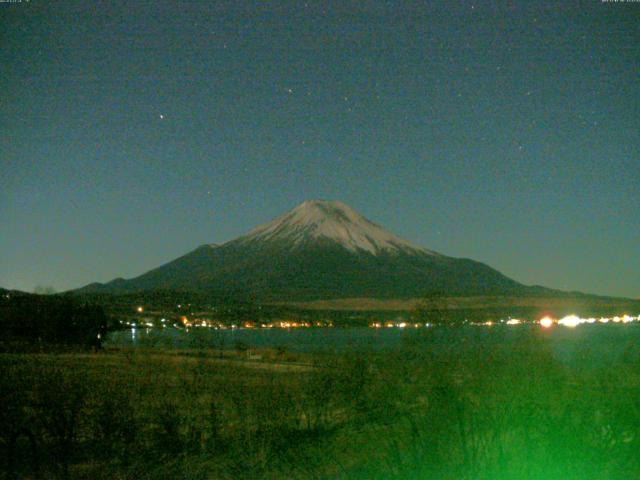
0, 293, 108, 348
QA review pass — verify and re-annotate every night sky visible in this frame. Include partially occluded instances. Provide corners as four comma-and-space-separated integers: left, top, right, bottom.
1, 1, 638, 298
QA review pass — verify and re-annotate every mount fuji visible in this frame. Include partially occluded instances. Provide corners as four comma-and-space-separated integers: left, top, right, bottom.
78, 200, 541, 300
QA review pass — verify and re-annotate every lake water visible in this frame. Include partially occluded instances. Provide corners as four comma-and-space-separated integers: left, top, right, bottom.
106, 323, 640, 368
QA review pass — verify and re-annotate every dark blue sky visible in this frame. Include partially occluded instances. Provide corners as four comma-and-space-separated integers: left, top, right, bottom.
1, 1, 638, 297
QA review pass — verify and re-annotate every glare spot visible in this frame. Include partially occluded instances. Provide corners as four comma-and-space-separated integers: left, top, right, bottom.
559, 315, 581, 328
539, 316, 554, 328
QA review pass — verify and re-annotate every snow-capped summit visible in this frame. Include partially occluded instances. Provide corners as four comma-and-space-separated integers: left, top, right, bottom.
237, 200, 436, 255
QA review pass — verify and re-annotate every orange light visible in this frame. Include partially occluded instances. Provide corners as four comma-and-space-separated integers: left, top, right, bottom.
539, 316, 554, 328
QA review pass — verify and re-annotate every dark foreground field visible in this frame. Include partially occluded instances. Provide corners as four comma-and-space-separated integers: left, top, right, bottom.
3, 328, 640, 479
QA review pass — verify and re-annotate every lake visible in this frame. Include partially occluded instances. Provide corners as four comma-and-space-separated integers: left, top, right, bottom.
106, 323, 640, 368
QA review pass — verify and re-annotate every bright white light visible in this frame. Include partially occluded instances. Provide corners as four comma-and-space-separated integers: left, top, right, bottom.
559, 315, 581, 328
539, 317, 554, 328
506, 319, 521, 325
622, 315, 633, 323
599, 317, 610, 323
398, 322, 407, 328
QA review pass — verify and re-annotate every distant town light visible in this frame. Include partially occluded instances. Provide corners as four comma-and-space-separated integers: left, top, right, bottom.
559, 315, 581, 328
136, 306, 143, 313
539, 316, 554, 328
506, 318, 521, 325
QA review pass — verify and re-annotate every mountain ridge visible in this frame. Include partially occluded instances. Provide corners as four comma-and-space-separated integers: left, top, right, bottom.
76, 200, 563, 301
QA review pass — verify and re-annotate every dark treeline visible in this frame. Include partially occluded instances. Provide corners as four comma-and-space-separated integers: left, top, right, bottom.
0, 290, 107, 350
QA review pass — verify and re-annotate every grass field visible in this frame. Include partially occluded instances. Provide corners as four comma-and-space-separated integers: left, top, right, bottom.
2, 327, 640, 479
278, 295, 640, 312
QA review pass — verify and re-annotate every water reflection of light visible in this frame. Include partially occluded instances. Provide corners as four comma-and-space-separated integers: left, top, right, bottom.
539, 317, 554, 328
131, 327, 136, 341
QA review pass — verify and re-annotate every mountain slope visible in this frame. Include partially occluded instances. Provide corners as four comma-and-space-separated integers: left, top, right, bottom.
78, 200, 538, 300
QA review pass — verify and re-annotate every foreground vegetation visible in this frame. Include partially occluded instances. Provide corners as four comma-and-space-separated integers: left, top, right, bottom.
2, 327, 640, 479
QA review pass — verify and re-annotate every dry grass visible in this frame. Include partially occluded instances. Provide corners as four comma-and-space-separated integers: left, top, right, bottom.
276, 295, 640, 311
3, 328, 640, 479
